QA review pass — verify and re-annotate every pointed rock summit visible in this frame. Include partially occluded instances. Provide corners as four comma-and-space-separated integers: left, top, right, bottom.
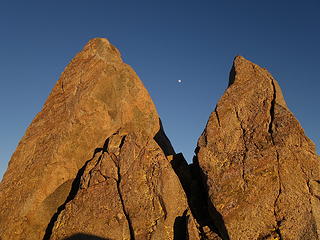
0, 38, 200, 240
196, 56, 320, 239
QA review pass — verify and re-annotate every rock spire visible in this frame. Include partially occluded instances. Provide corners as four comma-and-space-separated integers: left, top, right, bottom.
196, 56, 320, 239
0, 38, 200, 240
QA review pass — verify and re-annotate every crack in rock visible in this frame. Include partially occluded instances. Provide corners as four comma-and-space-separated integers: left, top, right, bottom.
113, 153, 135, 240
42, 149, 102, 240
268, 78, 277, 142
234, 107, 248, 190
268, 78, 283, 239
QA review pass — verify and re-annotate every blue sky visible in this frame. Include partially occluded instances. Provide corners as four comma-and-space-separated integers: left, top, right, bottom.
1, 1, 319, 179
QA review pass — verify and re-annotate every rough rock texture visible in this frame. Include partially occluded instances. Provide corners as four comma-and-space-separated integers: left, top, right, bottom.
49, 130, 200, 240
170, 154, 223, 240
1, 40, 319, 240
0, 38, 199, 240
196, 56, 320, 240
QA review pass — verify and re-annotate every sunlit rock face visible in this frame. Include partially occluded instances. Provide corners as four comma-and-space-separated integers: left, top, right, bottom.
0, 38, 201, 240
196, 56, 320, 240
0, 38, 319, 240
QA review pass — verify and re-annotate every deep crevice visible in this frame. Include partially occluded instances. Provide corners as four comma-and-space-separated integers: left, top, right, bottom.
42, 148, 104, 240
268, 79, 277, 141
105, 133, 134, 240
215, 107, 221, 127
114, 156, 135, 240
194, 155, 230, 240
267, 78, 283, 239
228, 63, 236, 87
119, 135, 126, 149
102, 137, 110, 152
155, 118, 226, 238
170, 152, 230, 240
275, 220, 283, 240
93, 138, 110, 154
273, 150, 283, 240
173, 209, 189, 240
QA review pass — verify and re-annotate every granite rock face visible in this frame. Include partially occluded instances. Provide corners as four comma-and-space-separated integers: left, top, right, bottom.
196, 56, 320, 240
0, 38, 200, 240
0, 39, 319, 240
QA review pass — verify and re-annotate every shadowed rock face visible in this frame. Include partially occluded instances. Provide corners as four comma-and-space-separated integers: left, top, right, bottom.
0, 38, 199, 240
196, 56, 320, 240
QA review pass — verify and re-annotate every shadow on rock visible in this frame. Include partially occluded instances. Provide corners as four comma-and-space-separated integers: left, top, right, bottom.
173, 209, 189, 240
170, 151, 230, 240
153, 118, 175, 156
43, 145, 108, 240
62, 233, 110, 240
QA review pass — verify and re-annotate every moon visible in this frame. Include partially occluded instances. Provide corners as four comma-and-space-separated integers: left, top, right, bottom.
178, 79, 182, 83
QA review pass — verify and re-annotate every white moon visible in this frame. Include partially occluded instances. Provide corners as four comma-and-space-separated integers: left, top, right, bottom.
178, 79, 182, 83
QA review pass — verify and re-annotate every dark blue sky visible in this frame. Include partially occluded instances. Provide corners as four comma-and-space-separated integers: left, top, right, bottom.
1, 1, 319, 179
